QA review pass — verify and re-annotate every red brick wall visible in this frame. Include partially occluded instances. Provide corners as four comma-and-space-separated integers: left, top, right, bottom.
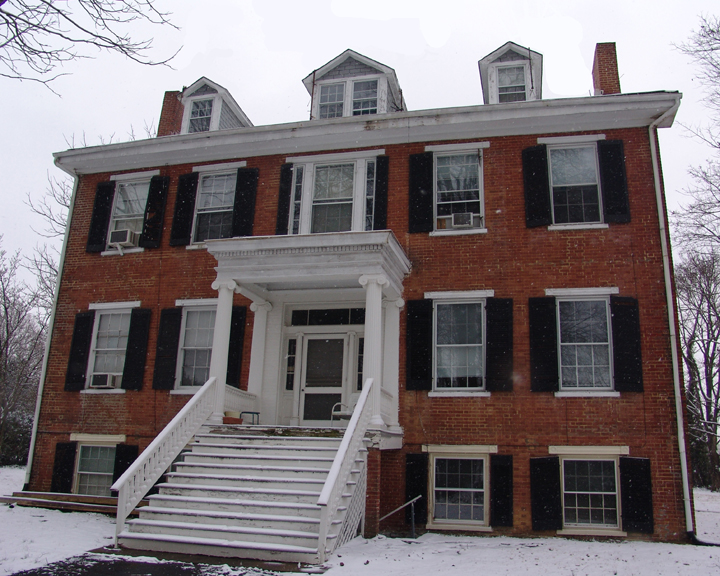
157, 91, 183, 137
593, 43, 621, 95
29, 126, 689, 541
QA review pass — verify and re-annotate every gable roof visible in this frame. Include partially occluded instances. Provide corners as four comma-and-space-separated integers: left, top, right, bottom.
181, 77, 253, 127
478, 41, 543, 104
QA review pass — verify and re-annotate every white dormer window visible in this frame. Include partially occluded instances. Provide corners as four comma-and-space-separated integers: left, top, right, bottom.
319, 84, 345, 118
353, 80, 378, 115
312, 76, 386, 119
497, 65, 527, 103
179, 78, 253, 135
189, 99, 214, 132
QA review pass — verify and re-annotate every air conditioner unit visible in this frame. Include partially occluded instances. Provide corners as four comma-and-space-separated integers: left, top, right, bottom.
90, 374, 122, 388
108, 229, 139, 247
451, 212, 474, 228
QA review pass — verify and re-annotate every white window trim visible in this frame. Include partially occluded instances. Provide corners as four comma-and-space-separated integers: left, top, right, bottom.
547, 223, 609, 231
425, 142, 490, 153
175, 298, 219, 307
189, 167, 239, 244
70, 433, 126, 443
538, 134, 606, 145
81, 388, 126, 395
85, 307, 135, 390
193, 161, 246, 173
312, 75, 387, 119
487, 61, 533, 105
549, 445, 629, 456
426, 449, 493, 531
286, 151, 384, 235
555, 391, 620, 398
432, 148, 485, 233
89, 301, 141, 310
430, 228, 488, 237
73, 443, 118, 497
556, 454, 626, 536
182, 94, 223, 134
110, 170, 160, 182
426, 290, 495, 300
174, 304, 217, 390
545, 287, 619, 297
101, 247, 145, 257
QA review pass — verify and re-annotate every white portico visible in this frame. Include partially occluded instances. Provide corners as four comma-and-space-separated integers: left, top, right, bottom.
203, 231, 411, 444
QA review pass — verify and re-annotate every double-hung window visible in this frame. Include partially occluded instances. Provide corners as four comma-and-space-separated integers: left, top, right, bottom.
189, 98, 214, 133
194, 171, 237, 242
76, 445, 116, 496
562, 458, 619, 528
178, 306, 216, 387
313, 77, 384, 119
89, 310, 132, 388
435, 301, 484, 390
284, 150, 385, 235
432, 456, 487, 523
109, 179, 150, 239
497, 65, 527, 102
319, 84, 345, 118
352, 80, 378, 115
548, 144, 602, 225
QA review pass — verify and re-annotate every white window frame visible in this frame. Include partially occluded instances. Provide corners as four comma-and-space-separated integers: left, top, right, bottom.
286, 150, 384, 235
426, 142, 489, 236
182, 94, 223, 134
85, 301, 141, 390
547, 142, 603, 227
312, 75, 387, 119
487, 61, 532, 104
74, 443, 117, 497
425, 445, 497, 531
173, 299, 218, 391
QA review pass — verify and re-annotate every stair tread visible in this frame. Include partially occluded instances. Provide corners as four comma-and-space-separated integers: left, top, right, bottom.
147, 494, 321, 511
192, 443, 337, 452
160, 482, 321, 497
119, 531, 319, 554
129, 518, 319, 539
186, 452, 335, 462
178, 462, 328, 474
140, 506, 321, 524
166, 472, 325, 484
195, 434, 341, 443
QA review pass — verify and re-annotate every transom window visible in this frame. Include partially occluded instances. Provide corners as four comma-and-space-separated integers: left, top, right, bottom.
498, 65, 527, 102
433, 457, 486, 523
562, 459, 618, 528
189, 99, 213, 133
435, 153, 483, 230
319, 83, 345, 118
110, 180, 150, 237
558, 299, 611, 390
179, 308, 216, 387
194, 172, 237, 242
76, 445, 116, 496
89, 312, 131, 388
549, 145, 602, 224
435, 302, 484, 389
353, 80, 378, 115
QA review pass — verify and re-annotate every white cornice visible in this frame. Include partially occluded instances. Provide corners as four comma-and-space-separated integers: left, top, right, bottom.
53, 92, 681, 176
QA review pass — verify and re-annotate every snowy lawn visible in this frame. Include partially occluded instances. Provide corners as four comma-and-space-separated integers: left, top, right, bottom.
3, 465, 720, 575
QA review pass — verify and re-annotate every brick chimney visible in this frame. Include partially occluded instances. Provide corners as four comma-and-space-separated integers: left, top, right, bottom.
592, 43, 621, 95
157, 90, 184, 137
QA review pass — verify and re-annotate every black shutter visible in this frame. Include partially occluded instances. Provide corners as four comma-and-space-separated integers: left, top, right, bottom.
522, 145, 552, 228
169, 172, 199, 246
485, 298, 513, 392
406, 299, 433, 391
611, 296, 643, 392
620, 457, 654, 533
276, 163, 294, 235
598, 140, 630, 224
65, 311, 95, 391
50, 442, 77, 493
530, 456, 562, 531
152, 308, 182, 390
86, 181, 116, 252
139, 176, 170, 248
405, 452, 428, 524
373, 155, 389, 230
121, 308, 151, 391
226, 306, 246, 388
113, 444, 139, 483
490, 454, 513, 527
408, 152, 434, 233
232, 167, 259, 238
529, 297, 559, 392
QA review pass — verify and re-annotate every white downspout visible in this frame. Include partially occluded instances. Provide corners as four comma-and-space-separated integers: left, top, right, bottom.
24, 173, 79, 489
648, 98, 694, 534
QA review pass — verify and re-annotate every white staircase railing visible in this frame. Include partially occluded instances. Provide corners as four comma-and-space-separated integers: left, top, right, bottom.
317, 378, 374, 562
111, 377, 219, 542
224, 385, 259, 414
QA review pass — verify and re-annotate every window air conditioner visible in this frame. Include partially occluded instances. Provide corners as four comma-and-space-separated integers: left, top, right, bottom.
109, 229, 139, 247
451, 212, 474, 228
90, 374, 122, 388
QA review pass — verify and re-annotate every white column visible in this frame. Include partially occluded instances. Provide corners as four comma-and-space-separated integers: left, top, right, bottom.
248, 301, 272, 403
359, 274, 388, 428
382, 298, 404, 429
208, 279, 237, 424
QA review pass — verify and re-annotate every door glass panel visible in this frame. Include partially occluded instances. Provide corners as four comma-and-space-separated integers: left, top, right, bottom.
303, 393, 343, 421
305, 339, 344, 387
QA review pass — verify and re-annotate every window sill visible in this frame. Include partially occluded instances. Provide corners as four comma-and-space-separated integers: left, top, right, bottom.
80, 389, 126, 395
170, 388, 199, 395
427, 521, 492, 532
554, 391, 620, 398
428, 391, 491, 398
547, 223, 609, 231
430, 228, 488, 237
100, 247, 145, 257
186, 243, 207, 251
557, 527, 627, 537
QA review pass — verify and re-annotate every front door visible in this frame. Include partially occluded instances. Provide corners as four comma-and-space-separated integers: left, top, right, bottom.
300, 334, 349, 425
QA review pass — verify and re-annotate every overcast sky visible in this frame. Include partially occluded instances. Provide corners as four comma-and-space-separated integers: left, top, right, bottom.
1, 0, 717, 270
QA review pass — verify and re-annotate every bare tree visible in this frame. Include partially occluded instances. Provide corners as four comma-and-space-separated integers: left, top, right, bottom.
0, 238, 44, 465
673, 162, 720, 252
0, 0, 179, 90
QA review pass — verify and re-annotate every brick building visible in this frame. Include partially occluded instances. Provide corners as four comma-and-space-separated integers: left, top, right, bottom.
23, 42, 693, 561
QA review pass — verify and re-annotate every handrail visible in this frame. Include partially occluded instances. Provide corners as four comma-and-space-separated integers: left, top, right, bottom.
111, 376, 218, 542
379, 494, 422, 539
316, 378, 373, 560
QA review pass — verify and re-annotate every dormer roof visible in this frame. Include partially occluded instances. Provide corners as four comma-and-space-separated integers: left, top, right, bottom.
179, 77, 253, 133
478, 42, 543, 104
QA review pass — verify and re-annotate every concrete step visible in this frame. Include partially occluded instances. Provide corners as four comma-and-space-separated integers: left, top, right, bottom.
118, 531, 320, 563
194, 433, 342, 448
126, 518, 319, 548
174, 461, 330, 478
138, 505, 321, 532
146, 493, 323, 518
165, 472, 326, 492
158, 482, 321, 504
182, 452, 335, 469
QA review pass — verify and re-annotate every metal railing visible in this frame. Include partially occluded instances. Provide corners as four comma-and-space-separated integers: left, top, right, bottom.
379, 495, 422, 539
317, 378, 374, 562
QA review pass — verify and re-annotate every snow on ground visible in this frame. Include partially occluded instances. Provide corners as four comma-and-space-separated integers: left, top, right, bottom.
3, 465, 720, 576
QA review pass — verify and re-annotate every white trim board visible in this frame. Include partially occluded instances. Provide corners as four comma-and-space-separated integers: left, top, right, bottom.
549, 445, 629, 455
425, 141, 490, 152
545, 287, 619, 297
89, 301, 141, 310
110, 170, 160, 181
193, 161, 247, 173
425, 290, 495, 300
286, 149, 385, 163
538, 134, 606, 144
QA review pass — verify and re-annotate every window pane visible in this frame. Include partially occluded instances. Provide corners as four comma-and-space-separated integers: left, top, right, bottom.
550, 147, 598, 187
194, 173, 236, 241
189, 99, 213, 133
319, 84, 345, 118
112, 181, 150, 233
559, 300, 611, 389
77, 445, 116, 497
436, 303, 483, 389
305, 339, 344, 387
353, 80, 377, 115
92, 312, 131, 380
314, 164, 354, 201
563, 459, 618, 528
436, 154, 481, 229
181, 310, 215, 387
434, 458, 484, 523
